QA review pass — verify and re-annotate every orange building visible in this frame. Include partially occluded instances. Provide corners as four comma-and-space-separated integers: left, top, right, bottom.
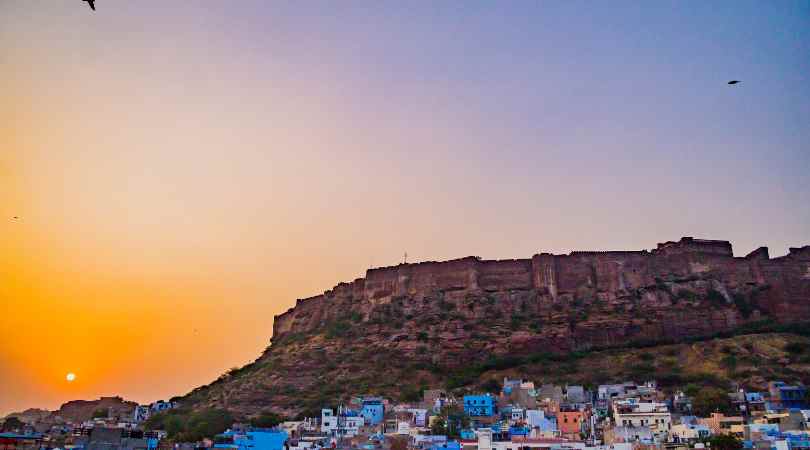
558, 410, 586, 436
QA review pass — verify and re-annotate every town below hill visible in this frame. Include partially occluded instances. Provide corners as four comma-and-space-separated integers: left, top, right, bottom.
2, 375, 808, 450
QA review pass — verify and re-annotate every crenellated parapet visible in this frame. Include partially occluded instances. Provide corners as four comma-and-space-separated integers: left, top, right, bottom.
271, 237, 810, 341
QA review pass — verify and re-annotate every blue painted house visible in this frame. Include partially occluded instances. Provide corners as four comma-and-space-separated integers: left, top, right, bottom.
361, 397, 385, 425
464, 394, 495, 417
768, 382, 808, 410
214, 429, 288, 450
459, 429, 476, 440
428, 440, 461, 450
509, 426, 529, 438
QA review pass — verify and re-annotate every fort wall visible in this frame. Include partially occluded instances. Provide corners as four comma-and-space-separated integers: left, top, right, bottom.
271, 237, 810, 340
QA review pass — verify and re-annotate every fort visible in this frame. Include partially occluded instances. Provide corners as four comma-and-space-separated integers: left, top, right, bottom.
272, 237, 810, 340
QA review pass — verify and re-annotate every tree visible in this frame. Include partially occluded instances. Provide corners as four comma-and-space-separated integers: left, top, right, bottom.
251, 411, 285, 428
481, 379, 501, 394
430, 416, 447, 436
430, 405, 468, 438
708, 434, 743, 450
144, 408, 233, 442
692, 388, 733, 417
92, 408, 108, 419
400, 385, 423, 403
1, 417, 24, 432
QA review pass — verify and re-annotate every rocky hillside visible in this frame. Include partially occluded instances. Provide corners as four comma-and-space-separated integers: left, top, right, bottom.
4, 397, 138, 427
179, 237, 810, 418
53, 396, 137, 423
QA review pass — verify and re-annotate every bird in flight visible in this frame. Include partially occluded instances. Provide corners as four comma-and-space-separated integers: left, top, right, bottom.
83, 0, 95, 11
728, 80, 741, 85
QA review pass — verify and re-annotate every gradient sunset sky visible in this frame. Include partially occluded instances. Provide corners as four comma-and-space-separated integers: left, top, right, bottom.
1, 1, 808, 415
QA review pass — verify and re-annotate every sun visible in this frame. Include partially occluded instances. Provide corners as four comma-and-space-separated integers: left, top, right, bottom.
66, 372, 76, 382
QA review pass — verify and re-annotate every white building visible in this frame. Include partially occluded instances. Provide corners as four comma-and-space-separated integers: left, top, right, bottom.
612, 399, 671, 442
320, 408, 363, 438
396, 421, 411, 435
406, 408, 428, 427
476, 428, 586, 450
133, 406, 150, 423
671, 423, 711, 442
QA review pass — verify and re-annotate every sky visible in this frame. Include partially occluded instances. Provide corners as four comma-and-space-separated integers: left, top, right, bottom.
1, 0, 808, 416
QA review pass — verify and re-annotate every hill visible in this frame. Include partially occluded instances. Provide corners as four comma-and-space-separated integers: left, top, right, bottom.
177, 237, 810, 419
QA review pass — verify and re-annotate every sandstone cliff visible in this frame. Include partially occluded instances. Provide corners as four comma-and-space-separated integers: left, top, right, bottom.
181, 237, 810, 417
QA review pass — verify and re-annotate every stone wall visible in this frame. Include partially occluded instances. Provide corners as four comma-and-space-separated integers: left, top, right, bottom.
271, 238, 810, 343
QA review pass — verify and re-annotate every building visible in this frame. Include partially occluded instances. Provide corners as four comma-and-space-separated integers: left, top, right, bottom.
320, 408, 363, 438
744, 423, 780, 441
406, 408, 428, 427
557, 410, 585, 437
464, 395, 496, 417
565, 386, 588, 405
768, 382, 808, 410
423, 390, 449, 412
671, 423, 711, 443
0, 432, 44, 450
612, 399, 671, 441
526, 410, 557, 436
537, 385, 564, 404
214, 429, 288, 450
84, 427, 153, 450
360, 397, 385, 426
604, 426, 654, 445
699, 413, 744, 437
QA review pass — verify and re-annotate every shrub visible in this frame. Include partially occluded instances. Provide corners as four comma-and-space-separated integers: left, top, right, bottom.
628, 363, 655, 378
706, 289, 727, 307
733, 294, 754, 318
439, 300, 456, 311
676, 290, 697, 301
480, 378, 501, 394
784, 342, 806, 355
721, 354, 738, 371
692, 387, 733, 416
708, 435, 743, 450
251, 411, 286, 428
325, 320, 351, 339
399, 386, 422, 403
146, 409, 233, 442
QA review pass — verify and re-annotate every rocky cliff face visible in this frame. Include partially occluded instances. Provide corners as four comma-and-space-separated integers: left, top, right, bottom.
272, 237, 810, 352
182, 237, 810, 417
53, 397, 137, 423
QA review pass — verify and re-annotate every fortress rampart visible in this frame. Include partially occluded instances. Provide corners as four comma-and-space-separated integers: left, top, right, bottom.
272, 237, 810, 339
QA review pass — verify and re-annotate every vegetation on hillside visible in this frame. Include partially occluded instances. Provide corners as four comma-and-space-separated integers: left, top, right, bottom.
179, 318, 810, 418
144, 408, 233, 442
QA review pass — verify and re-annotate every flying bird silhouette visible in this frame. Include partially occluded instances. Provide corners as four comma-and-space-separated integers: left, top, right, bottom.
728, 80, 741, 85
83, 0, 95, 11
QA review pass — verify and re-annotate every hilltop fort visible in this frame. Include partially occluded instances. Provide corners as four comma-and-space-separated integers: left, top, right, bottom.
182, 237, 810, 417
272, 237, 810, 348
